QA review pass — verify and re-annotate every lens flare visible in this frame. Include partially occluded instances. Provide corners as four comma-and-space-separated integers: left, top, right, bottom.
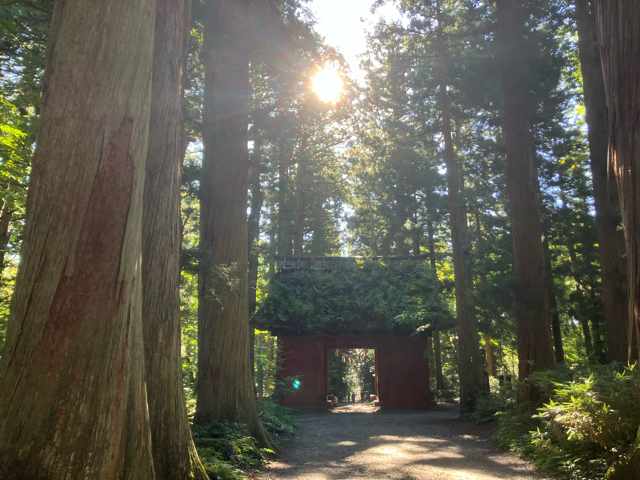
311, 68, 343, 103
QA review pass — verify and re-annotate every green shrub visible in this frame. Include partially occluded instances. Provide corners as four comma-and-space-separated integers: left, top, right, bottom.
192, 420, 269, 478
495, 364, 640, 480
256, 397, 298, 435
202, 458, 244, 480
464, 392, 511, 425
434, 389, 457, 403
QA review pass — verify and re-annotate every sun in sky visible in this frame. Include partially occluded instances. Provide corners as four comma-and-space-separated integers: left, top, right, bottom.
311, 68, 344, 103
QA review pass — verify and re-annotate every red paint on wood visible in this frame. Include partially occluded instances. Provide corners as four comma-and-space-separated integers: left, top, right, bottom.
276, 335, 434, 409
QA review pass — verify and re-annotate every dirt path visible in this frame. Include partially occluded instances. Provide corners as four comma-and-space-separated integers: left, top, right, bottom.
258, 403, 549, 480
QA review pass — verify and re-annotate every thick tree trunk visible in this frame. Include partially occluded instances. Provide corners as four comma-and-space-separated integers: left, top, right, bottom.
596, 2, 640, 478
142, 0, 208, 478
576, 0, 629, 363
597, 1, 640, 363
197, 0, 272, 447
436, 14, 482, 413
0, 0, 156, 477
495, 0, 555, 402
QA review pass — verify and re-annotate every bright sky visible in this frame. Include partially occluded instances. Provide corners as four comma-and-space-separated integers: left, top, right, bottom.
309, 0, 402, 83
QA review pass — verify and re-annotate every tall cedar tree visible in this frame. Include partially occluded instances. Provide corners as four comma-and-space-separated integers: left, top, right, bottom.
435, 4, 482, 412
495, 0, 555, 401
575, 0, 628, 363
196, 0, 273, 447
142, 0, 208, 477
596, 2, 640, 364
0, 0, 156, 477
596, 4, 640, 475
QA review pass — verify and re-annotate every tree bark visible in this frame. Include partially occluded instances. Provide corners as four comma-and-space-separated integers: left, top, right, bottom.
277, 138, 291, 256
543, 234, 565, 364
484, 332, 496, 377
0, 0, 156, 476
248, 131, 265, 378
436, 10, 482, 413
596, 1, 640, 364
426, 204, 437, 269
596, 3, 640, 477
142, 0, 208, 478
0, 198, 12, 276
197, 0, 272, 447
577, 0, 629, 363
412, 213, 422, 256
495, 0, 555, 402
433, 329, 445, 391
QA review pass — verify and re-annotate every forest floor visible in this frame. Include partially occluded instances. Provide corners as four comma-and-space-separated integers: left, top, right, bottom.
255, 403, 550, 480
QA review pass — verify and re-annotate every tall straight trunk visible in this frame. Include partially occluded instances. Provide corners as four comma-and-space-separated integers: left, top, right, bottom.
597, 1, 640, 363
392, 151, 410, 255
248, 132, 265, 377
436, 11, 482, 413
426, 204, 437, 269
293, 134, 308, 256
426, 204, 443, 389
0, 0, 156, 476
0, 198, 11, 276
576, 0, 629, 363
495, 0, 555, 402
277, 138, 290, 255
558, 181, 596, 358
197, 0, 272, 447
368, 195, 378, 256
412, 212, 422, 256
543, 233, 565, 364
588, 285, 607, 361
142, 0, 208, 478
433, 329, 445, 390
596, 3, 640, 478
485, 332, 496, 377
474, 210, 499, 375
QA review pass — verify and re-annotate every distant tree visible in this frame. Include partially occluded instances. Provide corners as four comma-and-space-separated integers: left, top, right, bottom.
195, 0, 272, 447
0, 0, 156, 476
575, 0, 628, 363
142, 0, 208, 478
495, 0, 555, 401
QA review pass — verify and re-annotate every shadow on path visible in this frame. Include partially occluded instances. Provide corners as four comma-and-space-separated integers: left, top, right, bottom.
259, 403, 549, 480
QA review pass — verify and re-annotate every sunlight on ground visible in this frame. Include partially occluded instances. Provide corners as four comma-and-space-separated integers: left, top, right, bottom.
311, 68, 343, 103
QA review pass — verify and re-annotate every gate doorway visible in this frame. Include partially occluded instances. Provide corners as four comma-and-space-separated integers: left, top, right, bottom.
327, 348, 377, 404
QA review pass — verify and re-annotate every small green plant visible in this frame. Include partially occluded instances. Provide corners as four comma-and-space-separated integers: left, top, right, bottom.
434, 389, 457, 403
192, 420, 269, 479
256, 397, 298, 435
464, 392, 511, 425
494, 364, 640, 480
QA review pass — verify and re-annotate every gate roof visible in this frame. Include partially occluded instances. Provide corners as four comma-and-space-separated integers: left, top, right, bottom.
250, 254, 452, 336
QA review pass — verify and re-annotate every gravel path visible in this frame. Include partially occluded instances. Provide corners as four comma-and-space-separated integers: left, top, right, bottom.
257, 403, 549, 480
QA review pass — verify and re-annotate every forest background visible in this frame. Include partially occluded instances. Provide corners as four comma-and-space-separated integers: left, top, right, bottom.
0, 1, 639, 480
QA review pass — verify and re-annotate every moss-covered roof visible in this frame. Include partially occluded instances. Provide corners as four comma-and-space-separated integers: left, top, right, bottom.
250, 255, 453, 335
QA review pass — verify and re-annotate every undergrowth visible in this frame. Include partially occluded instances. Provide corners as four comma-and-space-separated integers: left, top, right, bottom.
468, 364, 640, 480
191, 399, 298, 480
